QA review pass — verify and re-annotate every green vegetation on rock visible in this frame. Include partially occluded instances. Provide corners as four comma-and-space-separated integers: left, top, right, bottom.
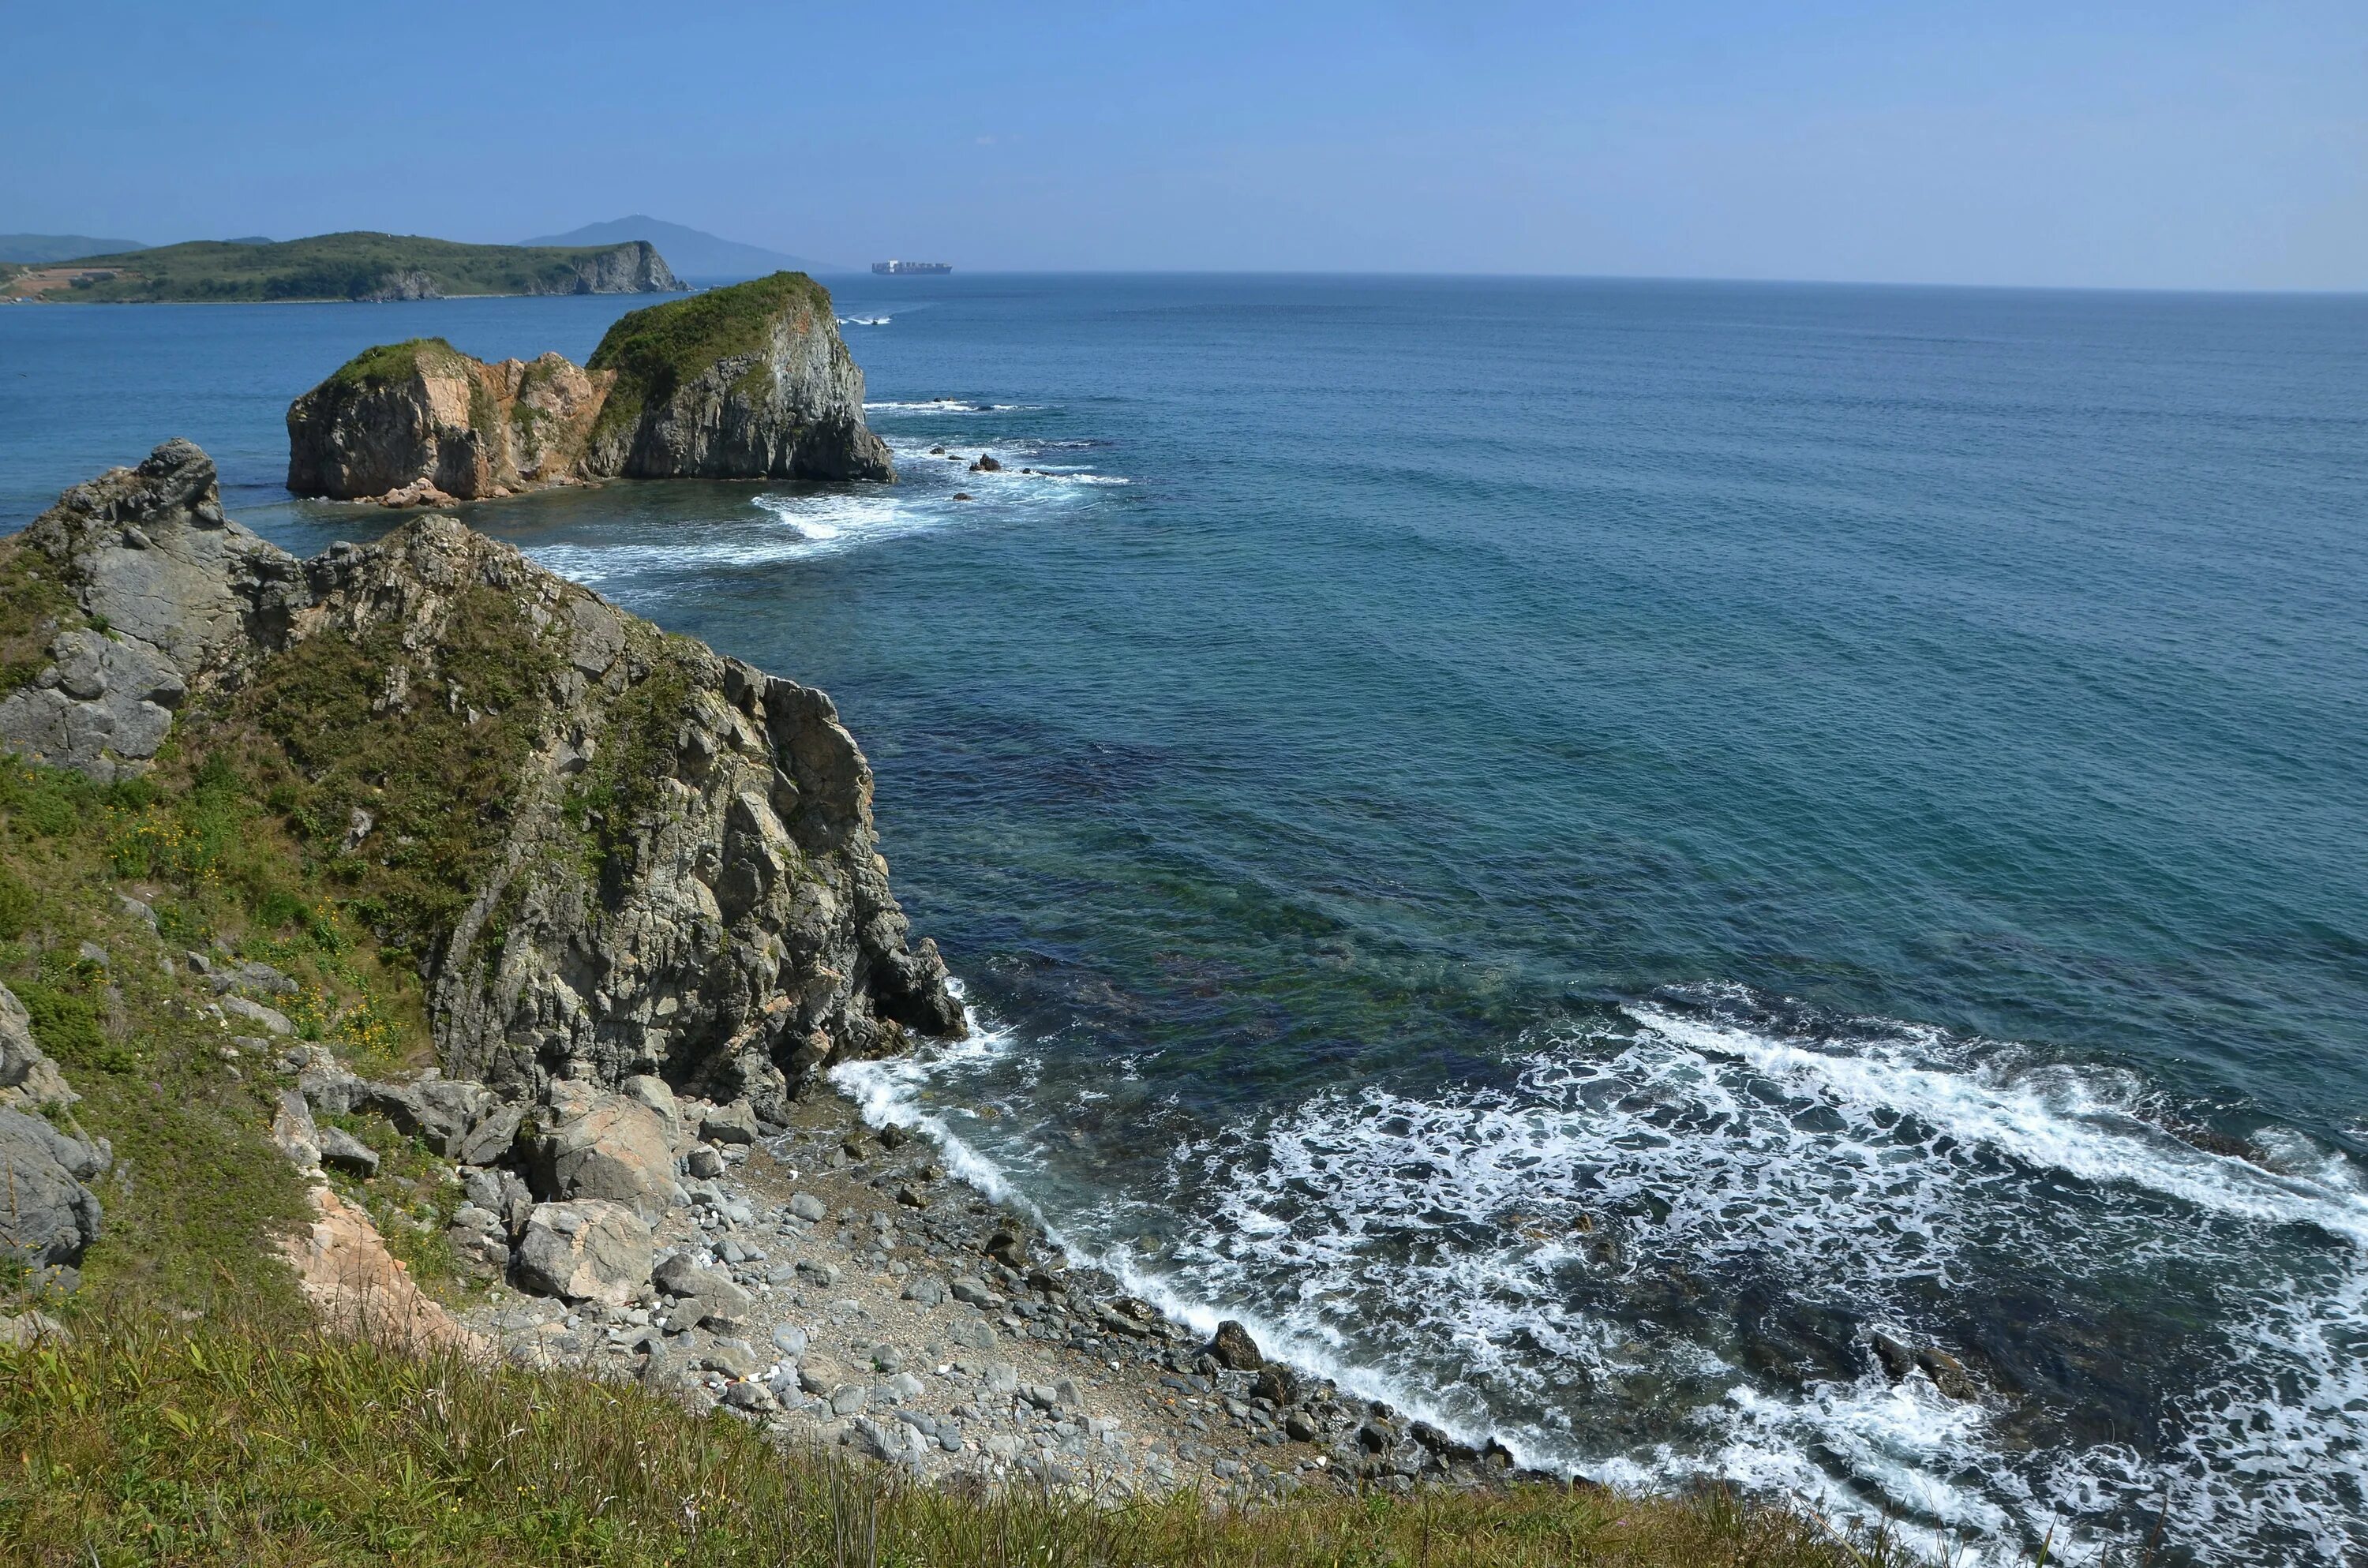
320, 337, 469, 393
25, 231, 680, 304
586, 271, 833, 449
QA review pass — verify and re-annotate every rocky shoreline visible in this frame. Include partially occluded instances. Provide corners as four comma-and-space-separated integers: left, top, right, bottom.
0, 435, 1540, 1510
419, 1061, 1534, 1506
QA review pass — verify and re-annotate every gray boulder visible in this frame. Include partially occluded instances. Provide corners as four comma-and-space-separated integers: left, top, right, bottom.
513, 1199, 652, 1306
0, 440, 305, 781
0, 1108, 107, 1275
317, 1126, 380, 1177
654, 1251, 755, 1330
0, 983, 75, 1110
526, 1086, 678, 1221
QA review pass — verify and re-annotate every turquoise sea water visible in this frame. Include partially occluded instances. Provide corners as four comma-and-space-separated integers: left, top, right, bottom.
4, 277, 2365, 1562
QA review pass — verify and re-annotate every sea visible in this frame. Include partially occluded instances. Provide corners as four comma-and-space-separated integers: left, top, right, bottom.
3, 275, 2364, 1564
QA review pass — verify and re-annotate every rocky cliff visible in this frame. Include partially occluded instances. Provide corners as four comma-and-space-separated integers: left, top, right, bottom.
284, 273, 894, 507
579, 271, 894, 484
2, 440, 961, 1117
557, 240, 680, 297
285, 342, 616, 504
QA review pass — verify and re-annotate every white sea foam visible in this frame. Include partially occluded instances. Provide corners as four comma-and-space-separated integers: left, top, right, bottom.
865, 399, 1026, 413
837, 981, 2368, 1566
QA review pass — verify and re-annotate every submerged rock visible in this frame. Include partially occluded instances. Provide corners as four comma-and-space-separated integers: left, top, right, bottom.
284, 272, 894, 504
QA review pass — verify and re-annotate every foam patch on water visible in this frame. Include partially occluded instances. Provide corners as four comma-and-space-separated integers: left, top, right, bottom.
866, 399, 1028, 413
518, 442, 1129, 583
843, 981, 2368, 1565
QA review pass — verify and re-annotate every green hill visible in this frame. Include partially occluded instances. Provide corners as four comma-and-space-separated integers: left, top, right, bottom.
18, 231, 684, 303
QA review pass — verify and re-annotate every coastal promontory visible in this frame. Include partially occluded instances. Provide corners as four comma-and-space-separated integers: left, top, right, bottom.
3, 231, 683, 303
285, 272, 895, 504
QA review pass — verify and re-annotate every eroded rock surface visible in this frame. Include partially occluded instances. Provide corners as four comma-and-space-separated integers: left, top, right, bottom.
285, 345, 616, 504
3, 440, 961, 1111
285, 272, 894, 506
0, 440, 305, 779
0, 1107, 107, 1277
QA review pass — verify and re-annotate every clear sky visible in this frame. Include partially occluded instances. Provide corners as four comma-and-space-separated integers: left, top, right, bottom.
5, 0, 2360, 289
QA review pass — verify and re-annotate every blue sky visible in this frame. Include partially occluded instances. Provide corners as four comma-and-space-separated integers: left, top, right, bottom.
5, 0, 2360, 288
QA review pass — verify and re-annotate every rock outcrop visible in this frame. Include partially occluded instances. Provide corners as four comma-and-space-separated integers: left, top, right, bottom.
0, 982, 76, 1110
0, 1106, 107, 1278
284, 272, 894, 507
579, 271, 894, 484
0, 440, 306, 780
284, 343, 616, 505
2, 440, 963, 1113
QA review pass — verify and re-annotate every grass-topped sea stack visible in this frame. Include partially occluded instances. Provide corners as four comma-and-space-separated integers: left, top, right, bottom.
285, 273, 894, 507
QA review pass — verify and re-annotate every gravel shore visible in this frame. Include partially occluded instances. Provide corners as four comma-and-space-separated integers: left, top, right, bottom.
460, 1084, 1525, 1501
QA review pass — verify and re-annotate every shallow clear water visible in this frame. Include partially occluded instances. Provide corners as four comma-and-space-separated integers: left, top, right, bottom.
5, 276, 2366, 1562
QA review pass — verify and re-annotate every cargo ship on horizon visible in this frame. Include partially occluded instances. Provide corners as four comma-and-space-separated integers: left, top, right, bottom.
871, 259, 952, 275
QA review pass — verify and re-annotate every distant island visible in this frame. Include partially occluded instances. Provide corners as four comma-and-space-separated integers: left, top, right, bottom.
872, 260, 952, 275
284, 271, 893, 505
1, 231, 684, 304
519, 215, 845, 279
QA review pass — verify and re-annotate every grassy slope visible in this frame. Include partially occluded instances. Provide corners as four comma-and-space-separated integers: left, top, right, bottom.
0, 533, 1928, 1567
34, 233, 660, 303
585, 271, 833, 447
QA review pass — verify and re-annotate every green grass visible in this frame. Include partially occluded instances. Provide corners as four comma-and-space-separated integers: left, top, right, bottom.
215, 582, 565, 967
0, 1313, 1931, 1568
33, 233, 675, 304
586, 271, 834, 451
318, 339, 470, 395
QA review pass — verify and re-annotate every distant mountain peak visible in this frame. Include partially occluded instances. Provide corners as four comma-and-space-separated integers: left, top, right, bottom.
0, 234, 148, 266
516, 218, 844, 279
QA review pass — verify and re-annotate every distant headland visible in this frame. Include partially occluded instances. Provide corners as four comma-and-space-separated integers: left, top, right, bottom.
0, 231, 684, 304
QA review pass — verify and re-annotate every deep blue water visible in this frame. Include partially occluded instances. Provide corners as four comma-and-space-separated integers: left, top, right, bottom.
5, 276, 2366, 1562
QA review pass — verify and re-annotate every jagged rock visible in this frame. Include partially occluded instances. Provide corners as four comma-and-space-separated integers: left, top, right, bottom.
270, 1087, 323, 1176
455, 1102, 523, 1166
0, 1107, 107, 1276
0, 440, 302, 780
513, 1199, 653, 1306
3, 442, 962, 1129
699, 1100, 759, 1145
286, 343, 618, 503
0, 982, 76, 1110
286, 274, 892, 505
359, 1075, 493, 1158
318, 1126, 380, 1177
1209, 1319, 1264, 1372
527, 1087, 678, 1221
1251, 1362, 1298, 1406
654, 1251, 754, 1329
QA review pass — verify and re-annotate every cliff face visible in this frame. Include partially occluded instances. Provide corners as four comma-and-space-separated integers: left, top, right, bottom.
283, 273, 892, 506
2, 440, 962, 1113
285, 341, 616, 504
581, 272, 895, 483
0, 439, 307, 780
558, 240, 680, 296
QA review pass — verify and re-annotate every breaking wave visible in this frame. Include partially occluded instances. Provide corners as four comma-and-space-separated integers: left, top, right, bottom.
835, 981, 2368, 1566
